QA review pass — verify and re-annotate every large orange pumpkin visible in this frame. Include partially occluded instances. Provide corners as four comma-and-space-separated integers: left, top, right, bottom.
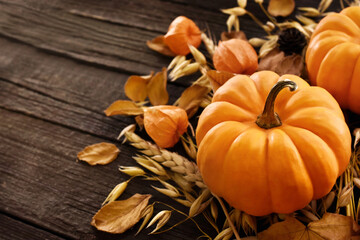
196, 71, 351, 216
306, 6, 360, 114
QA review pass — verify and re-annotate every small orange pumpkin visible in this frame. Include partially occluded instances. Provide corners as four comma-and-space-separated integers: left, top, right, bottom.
144, 105, 188, 148
196, 71, 351, 216
213, 39, 258, 74
164, 16, 201, 56
306, 6, 360, 114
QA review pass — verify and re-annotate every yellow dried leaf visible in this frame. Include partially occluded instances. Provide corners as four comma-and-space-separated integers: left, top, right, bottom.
91, 194, 151, 234
221, 31, 247, 41
268, 0, 295, 17
222, 7, 247, 16
77, 142, 120, 166
249, 37, 267, 47
237, 0, 247, 8
226, 15, 237, 32
206, 70, 235, 92
176, 84, 210, 118
258, 35, 278, 58
146, 35, 176, 57
147, 68, 169, 106
147, 210, 172, 234
298, 7, 321, 17
124, 73, 153, 102
318, 0, 332, 13
104, 100, 144, 116
102, 181, 129, 205
258, 213, 360, 240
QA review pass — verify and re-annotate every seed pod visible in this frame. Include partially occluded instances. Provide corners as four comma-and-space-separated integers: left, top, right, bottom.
144, 106, 189, 148
213, 39, 258, 74
164, 16, 201, 56
102, 181, 129, 205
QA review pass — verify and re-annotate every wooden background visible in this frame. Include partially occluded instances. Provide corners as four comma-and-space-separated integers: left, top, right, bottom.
0, 0, 356, 239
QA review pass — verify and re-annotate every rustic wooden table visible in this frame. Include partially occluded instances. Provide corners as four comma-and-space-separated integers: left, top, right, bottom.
1, 0, 357, 239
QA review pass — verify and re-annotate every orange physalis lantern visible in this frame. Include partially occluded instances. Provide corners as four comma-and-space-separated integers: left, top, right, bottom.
164, 16, 202, 56
144, 105, 189, 148
213, 39, 258, 74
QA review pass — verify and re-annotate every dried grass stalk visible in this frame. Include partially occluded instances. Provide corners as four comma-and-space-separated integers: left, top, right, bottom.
147, 210, 172, 234
123, 127, 205, 188
201, 32, 217, 56
189, 188, 211, 217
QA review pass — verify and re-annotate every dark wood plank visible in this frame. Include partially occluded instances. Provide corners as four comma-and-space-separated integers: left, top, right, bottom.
0, 0, 231, 75
0, 108, 212, 239
0, 37, 187, 141
0, 0, 353, 239
0, 214, 65, 240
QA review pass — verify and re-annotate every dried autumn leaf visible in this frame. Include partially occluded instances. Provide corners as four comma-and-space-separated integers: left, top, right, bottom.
258, 213, 360, 240
309, 213, 360, 239
147, 68, 169, 106
206, 70, 236, 92
124, 73, 153, 102
268, 0, 295, 17
221, 31, 247, 41
258, 48, 303, 76
77, 142, 120, 166
104, 100, 144, 116
91, 194, 151, 234
146, 35, 176, 57
135, 114, 144, 129
258, 217, 305, 239
176, 84, 210, 118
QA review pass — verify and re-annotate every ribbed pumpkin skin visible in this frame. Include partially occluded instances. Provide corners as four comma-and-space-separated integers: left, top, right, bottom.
196, 71, 351, 216
306, 6, 360, 114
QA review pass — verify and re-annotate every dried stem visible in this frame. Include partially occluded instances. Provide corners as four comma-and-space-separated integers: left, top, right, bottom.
336, 175, 344, 213
245, 10, 271, 35
257, 2, 278, 28
214, 194, 241, 240
154, 201, 212, 239
123, 129, 205, 188
256, 80, 297, 129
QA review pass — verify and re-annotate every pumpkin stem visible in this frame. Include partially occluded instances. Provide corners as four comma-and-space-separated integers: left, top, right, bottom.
256, 79, 297, 129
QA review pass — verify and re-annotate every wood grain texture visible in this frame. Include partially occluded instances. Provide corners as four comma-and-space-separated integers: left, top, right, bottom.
0, 214, 65, 240
0, 109, 213, 239
0, 0, 355, 239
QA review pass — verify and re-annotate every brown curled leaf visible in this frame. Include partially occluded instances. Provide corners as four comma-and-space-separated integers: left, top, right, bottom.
308, 213, 360, 239
91, 194, 152, 234
135, 115, 145, 130
268, 0, 295, 17
147, 67, 169, 106
104, 100, 144, 116
221, 31, 247, 41
147, 35, 176, 57
77, 142, 120, 166
206, 70, 236, 92
258, 213, 360, 240
125, 73, 154, 102
176, 84, 210, 118
258, 48, 303, 76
